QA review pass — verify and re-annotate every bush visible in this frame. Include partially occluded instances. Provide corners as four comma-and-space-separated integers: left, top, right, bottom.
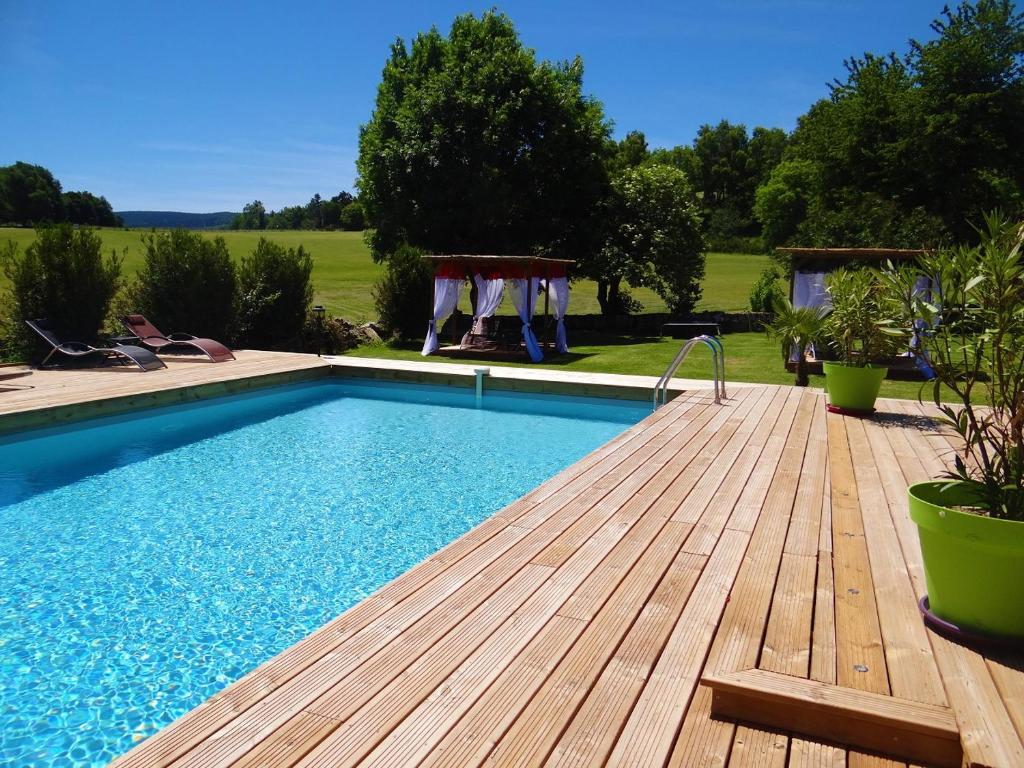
237, 237, 313, 349
749, 266, 786, 313
373, 243, 433, 340
338, 201, 365, 231
131, 229, 237, 341
0, 225, 121, 360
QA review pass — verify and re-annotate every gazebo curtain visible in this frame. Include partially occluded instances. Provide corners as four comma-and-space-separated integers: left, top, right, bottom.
546, 277, 570, 353
508, 277, 543, 362
792, 270, 830, 310
791, 270, 829, 361
472, 273, 505, 325
420, 266, 464, 356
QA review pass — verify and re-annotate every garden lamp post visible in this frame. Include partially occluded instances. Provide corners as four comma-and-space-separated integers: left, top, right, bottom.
313, 305, 325, 357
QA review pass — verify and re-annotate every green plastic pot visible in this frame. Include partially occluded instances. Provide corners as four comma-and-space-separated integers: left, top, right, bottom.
822, 362, 887, 413
908, 481, 1024, 639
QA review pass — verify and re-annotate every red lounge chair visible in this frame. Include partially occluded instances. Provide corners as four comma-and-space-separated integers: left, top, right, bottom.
121, 314, 235, 362
26, 318, 166, 371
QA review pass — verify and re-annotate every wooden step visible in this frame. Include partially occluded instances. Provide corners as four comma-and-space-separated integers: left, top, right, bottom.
701, 668, 961, 768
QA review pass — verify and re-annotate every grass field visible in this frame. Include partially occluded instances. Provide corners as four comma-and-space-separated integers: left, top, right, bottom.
0, 228, 767, 320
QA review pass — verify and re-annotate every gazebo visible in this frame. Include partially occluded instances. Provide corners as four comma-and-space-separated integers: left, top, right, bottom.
777, 247, 932, 376
420, 255, 574, 362
780, 247, 928, 312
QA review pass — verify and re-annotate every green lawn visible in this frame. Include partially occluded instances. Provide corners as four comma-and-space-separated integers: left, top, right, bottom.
347, 331, 936, 401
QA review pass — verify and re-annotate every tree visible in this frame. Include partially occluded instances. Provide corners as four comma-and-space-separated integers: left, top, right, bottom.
356, 10, 610, 262
338, 201, 365, 231
754, 159, 818, 248
597, 165, 706, 316
62, 191, 121, 227
132, 230, 237, 342
236, 238, 313, 349
1, 225, 121, 358
0, 162, 64, 224
606, 131, 649, 176
233, 200, 267, 230
911, 1, 1024, 239
758, 1, 1024, 247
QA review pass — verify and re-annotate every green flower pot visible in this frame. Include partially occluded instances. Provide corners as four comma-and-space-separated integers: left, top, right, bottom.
823, 362, 887, 413
908, 481, 1024, 639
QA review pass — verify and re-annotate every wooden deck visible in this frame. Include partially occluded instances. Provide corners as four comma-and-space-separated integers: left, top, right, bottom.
3, 361, 1021, 767
91, 382, 1023, 768
0, 350, 330, 434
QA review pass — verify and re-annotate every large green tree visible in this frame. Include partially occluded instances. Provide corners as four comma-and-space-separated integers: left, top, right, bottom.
0, 162, 65, 225
596, 164, 706, 316
757, 1, 1024, 247
357, 10, 610, 261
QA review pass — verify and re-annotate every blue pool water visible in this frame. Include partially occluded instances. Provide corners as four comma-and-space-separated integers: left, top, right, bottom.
0, 379, 646, 767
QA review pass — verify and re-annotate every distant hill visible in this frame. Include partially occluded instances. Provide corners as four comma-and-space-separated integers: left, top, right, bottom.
116, 211, 238, 229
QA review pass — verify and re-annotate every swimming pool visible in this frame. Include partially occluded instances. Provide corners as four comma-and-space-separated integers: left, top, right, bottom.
0, 378, 646, 767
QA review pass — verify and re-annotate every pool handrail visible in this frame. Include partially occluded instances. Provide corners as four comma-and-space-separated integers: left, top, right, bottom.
653, 334, 725, 409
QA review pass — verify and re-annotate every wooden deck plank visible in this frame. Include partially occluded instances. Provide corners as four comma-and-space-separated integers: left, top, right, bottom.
360, 522, 700, 768
667, 388, 808, 768
602, 528, 751, 768
826, 413, 890, 696
789, 738, 847, 768
704, 669, 961, 767
729, 725, 789, 768
846, 417, 947, 707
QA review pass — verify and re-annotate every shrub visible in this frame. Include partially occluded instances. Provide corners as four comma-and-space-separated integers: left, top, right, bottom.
823, 267, 900, 365
236, 237, 313, 349
338, 201, 365, 231
132, 230, 237, 341
882, 213, 1024, 519
749, 266, 786, 313
373, 243, 433, 340
0, 225, 121, 360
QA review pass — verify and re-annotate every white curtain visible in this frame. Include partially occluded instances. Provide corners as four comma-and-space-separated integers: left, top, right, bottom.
421, 278, 462, 356
508, 277, 543, 362
461, 274, 505, 346
546, 277, 570, 353
793, 270, 830, 310
791, 270, 829, 361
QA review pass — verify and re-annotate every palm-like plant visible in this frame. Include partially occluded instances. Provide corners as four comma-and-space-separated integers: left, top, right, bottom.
764, 299, 829, 387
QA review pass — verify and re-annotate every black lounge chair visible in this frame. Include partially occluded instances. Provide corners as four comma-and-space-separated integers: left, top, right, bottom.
121, 314, 235, 362
25, 318, 166, 371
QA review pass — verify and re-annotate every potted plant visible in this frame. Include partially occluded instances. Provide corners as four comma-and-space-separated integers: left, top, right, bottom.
763, 298, 828, 387
821, 267, 897, 414
882, 213, 1024, 640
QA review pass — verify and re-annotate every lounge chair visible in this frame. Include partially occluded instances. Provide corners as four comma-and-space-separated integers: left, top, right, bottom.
26, 318, 166, 371
121, 314, 235, 362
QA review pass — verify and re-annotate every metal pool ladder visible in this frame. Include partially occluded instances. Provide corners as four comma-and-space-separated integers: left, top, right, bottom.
653, 334, 726, 409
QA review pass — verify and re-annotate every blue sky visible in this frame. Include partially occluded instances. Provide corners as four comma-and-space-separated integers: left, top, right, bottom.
1, 1, 943, 212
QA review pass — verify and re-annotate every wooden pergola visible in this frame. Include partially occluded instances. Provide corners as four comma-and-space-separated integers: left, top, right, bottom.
422, 255, 574, 354
777, 247, 928, 306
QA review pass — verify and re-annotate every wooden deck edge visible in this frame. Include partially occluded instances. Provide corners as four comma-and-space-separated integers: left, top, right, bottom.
701, 668, 962, 768
0, 364, 330, 437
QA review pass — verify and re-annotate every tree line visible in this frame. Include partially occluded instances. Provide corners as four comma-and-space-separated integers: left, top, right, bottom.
0, 162, 122, 228
231, 192, 365, 231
